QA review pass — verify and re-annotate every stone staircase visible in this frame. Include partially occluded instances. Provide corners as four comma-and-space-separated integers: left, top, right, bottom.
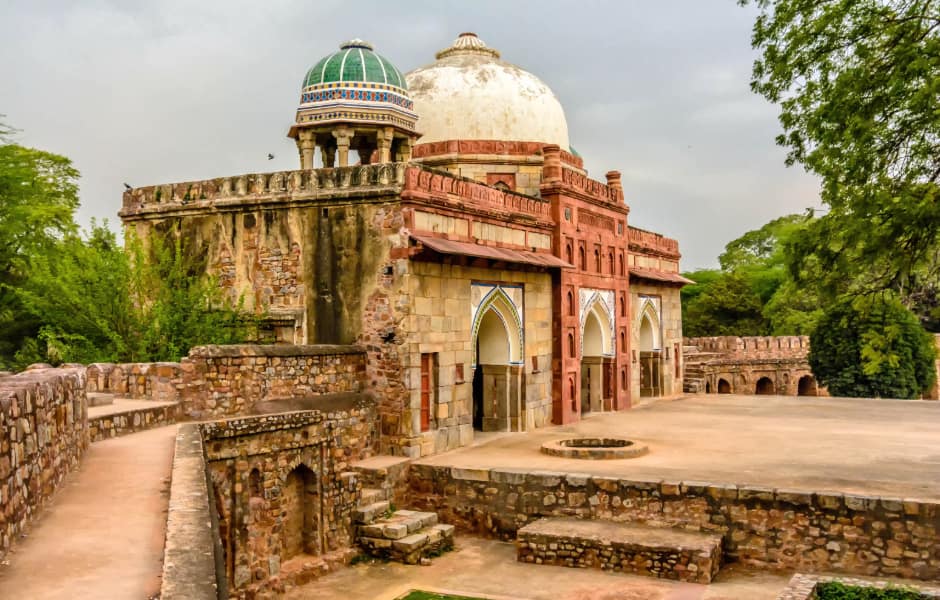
516, 517, 722, 584
352, 455, 455, 565
682, 345, 722, 394
354, 498, 455, 564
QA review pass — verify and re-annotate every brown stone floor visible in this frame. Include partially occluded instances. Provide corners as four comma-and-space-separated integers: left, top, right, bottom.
417, 394, 940, 500
0, 425, 176, 600
288, 536, 791, 599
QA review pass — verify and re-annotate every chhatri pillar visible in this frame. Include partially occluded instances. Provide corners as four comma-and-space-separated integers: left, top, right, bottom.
287, 39, 421, 169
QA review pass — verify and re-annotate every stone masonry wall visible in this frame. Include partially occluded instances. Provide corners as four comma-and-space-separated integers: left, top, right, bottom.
407, 465, 940, 580
86, 362, 182, 401
179, 344, 366, 419
0, 367, 88, 560
202, 406, 375, 597
686, 336, 811, 360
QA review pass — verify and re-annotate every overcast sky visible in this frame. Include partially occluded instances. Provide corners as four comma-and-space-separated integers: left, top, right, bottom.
0, 0, 820, 269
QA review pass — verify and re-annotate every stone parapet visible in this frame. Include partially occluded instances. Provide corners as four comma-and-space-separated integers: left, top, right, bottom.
628, 226, 680, 259
686, 336, 810, 360
86, 362, 182, 402
120, 163, 407, 219
0, 367, 88, 560
407, 465, 940, 580
777, 574, 940, 600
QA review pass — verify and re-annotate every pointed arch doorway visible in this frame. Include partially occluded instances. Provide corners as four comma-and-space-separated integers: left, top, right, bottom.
638, 302, 663, 398
471, 287, 524, 432
580, 299, 614, 414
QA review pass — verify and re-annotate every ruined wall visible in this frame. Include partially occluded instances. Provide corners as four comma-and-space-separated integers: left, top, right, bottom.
201, 406, 374, 597
683, 336, 825, 397
86, 362, 182, 401
408, 465, 940, 581
0, 367, 88, 560
121, 165, 405, 346
179, 345, 366, 419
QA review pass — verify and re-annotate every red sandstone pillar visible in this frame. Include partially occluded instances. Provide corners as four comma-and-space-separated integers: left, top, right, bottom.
542, 144, 562, 182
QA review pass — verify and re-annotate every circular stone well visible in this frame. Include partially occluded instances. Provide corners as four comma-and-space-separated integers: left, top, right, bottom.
540, 437, 649, 460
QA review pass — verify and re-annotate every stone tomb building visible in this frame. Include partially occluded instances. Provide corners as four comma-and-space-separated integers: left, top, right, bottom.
120, 34, 690, 458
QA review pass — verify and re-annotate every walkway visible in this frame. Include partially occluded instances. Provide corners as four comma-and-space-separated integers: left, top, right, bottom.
417, 394, 940, 499
0, 425, 177, 600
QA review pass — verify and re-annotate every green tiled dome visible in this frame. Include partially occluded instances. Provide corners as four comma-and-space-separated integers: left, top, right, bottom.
304, 39, 406, 90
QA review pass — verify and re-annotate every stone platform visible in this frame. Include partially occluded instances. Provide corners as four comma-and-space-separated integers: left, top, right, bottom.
517, 517, 722, 584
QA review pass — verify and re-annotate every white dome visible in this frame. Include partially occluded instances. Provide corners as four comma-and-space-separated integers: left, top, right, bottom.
405, 33, 570, 149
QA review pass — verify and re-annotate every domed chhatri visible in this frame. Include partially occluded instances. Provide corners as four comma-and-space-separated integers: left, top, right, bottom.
405, 32, 570, 150
289, 40, 419, 169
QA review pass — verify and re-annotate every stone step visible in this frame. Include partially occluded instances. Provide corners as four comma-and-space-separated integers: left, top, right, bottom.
516, 517, 722, 584
351, 455, 412, 506
352, 501, 390, 525
359, 486, 387, 506
358, 510, 438, 539
87, 392, 116, 407
358, 520, 455, 565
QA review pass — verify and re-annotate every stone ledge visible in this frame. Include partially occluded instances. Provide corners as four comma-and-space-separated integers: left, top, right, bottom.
188, 344, 364, 358
777, 574, 940, 600
160, 424, 223, 600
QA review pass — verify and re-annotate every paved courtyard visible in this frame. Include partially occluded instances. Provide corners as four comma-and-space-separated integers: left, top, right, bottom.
293, 536, 791, 600
417, 394, 940, 500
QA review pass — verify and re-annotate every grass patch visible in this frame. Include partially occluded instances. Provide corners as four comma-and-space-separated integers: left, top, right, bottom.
396, 591, 488, 600
816, 582, 930, 600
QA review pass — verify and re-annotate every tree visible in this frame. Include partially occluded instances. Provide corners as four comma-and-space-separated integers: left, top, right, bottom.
0, 120, 80, 363
809, 294, 937, 398
13, 225, 254, 367
683, 272, 769, 337
744, 0, 940, 297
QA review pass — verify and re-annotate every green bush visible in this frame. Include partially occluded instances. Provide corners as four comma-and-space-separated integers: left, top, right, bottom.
816, 581, 928, 599
809, 295, 937, 398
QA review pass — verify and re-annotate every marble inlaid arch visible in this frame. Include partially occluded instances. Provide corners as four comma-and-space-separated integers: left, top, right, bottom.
579, 289, 615, 357
470, 284, 524, 365
636, 296, 662, 351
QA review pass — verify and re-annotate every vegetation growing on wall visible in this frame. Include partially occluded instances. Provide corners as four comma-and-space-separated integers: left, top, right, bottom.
816, 581, 930, 600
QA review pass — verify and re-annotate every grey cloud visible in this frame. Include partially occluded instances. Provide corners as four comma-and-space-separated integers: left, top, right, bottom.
0, 0, 819, 269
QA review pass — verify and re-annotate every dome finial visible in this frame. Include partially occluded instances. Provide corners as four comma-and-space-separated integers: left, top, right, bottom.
340, 39, 373, 50
436, 32, 500, 60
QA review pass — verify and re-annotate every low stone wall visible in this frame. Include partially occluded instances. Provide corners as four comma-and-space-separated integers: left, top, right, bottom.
0, 367, 88, 560
160, 424, 224, 600
89, 402, 183, 443
201, 400, 376, 597
86, 362, 182, 401
407, 465, 940, 580
686, 336, 810, 360
180, 344, 366, 419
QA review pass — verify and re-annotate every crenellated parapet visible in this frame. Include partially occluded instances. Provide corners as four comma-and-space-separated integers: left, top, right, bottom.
119, 162, 408, 218
628, 226, 680, 259
402, 164, 552, 224
686, 336, 811, 360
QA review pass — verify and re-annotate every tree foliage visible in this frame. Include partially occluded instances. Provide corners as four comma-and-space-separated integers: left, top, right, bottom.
744, 0, 940, 297
0, 122, 254, 369
809, 294, 937, 398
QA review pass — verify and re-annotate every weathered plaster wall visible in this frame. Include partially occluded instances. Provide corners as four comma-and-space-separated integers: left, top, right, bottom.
201, 406, 374, 597
0, 367, 88, 560
407, 465, 940, 581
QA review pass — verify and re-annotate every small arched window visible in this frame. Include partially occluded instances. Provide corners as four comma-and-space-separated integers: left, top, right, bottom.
594, 249, 601, 272
608, 252, 615, 274
567, 290, 575, 316
566, 243, 573, 266
579, 247, 586, 270
620, 330, 626, 352
620, 295, 626, 317
620, 368, 627, 389
618, 253, 625, 276
568, 332, 575, 358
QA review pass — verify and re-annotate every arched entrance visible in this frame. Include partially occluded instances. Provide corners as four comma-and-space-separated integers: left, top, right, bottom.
580, 301, 613, 414
282, 464, 320, 560
471, 288, 524, 432
797, 375, 817, 396
717, 378, 731, 394
638, 303, 662, 398
756, 377, 775, 395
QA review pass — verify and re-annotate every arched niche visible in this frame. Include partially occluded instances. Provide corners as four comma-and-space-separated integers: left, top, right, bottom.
471, 287, 523, 366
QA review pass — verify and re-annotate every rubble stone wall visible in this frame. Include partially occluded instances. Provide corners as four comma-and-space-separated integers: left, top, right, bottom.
686, 336, 811, 360
201, 406, 375, 597
407, 465, 940, 580
86, 362, 182, 402
179, 344, 366, 419
0, 367, 88, 560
